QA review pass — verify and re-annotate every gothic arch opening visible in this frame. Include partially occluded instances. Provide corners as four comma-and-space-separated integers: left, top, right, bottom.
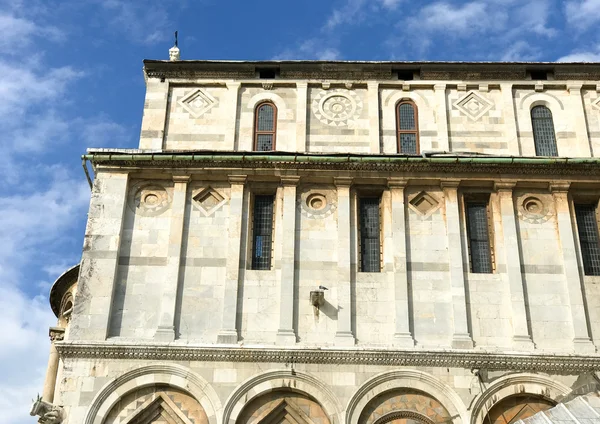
358, 389, 454, 424
481, 394, 555, 424
236, 389, 330, 424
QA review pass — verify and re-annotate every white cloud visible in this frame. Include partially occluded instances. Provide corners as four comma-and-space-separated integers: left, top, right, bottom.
98, 0, 176, 44
274, 39, 341, 60
565, 0, 600, 30
0, 12, 64, 50
406, 1, 501, 34
501, 41, 541, 61
558, 46, 600, 62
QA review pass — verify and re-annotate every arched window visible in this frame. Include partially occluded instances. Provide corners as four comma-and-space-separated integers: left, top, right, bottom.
254, 102, 277, 151
396, 100, 419, 154
531, 105, 558, 156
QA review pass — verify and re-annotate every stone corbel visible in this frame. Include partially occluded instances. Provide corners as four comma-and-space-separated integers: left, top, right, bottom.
49, 327, 65, 343
30, 395, 64, 424
280, 176, 301, 186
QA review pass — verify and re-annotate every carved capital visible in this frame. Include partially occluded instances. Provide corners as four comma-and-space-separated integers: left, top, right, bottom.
49, 327, 65, 343
550, 182, 570, 194
172, 173, 191, 184
280, 176, 300, 186
296, 82, 308, 89
494, 181, 517, 193
334, 177, 353, 187
568, 83, 583, 93
434, 83, 446, 92
388, 178, 408, 189
228, 175, 247, 185
440, 179, 461, 191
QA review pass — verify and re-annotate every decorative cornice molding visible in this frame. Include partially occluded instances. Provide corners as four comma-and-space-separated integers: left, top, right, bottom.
55, 343, 600, 372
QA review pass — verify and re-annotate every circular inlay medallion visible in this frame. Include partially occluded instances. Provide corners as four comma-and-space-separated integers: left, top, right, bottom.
128, 183, 171, 216
299, 189, 337, 219
312, 89, 363, 127
517, 194, 552, 224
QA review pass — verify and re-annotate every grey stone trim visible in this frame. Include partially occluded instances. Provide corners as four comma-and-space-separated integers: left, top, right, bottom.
180, 257, 226, 267
407, 262, 450, 272
521, 264, 564, 274
118, 256, 168, 266
141, 130, 161, 138
450, 131, 504, 137
450, 142, 509, 150
557, 132, 577, 138
55, 343, 600, 372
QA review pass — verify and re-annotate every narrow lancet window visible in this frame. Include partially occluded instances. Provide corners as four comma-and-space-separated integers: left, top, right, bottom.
396, 101, 419, 154
359, 197, 381, 272
466, 201, 493, 273
254, 102, 277, 151
531, 105, 558, 156
575, 203, 600, 276
251, 195, 275, 270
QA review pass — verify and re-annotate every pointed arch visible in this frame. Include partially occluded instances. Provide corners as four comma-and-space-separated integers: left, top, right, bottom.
83, 364, 222, 424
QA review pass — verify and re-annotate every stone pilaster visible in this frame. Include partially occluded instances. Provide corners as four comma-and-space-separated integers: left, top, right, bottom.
218, 175, 247, 344
568, 84, 592, 157
368, 82, 381, 154
139, 79, 169, 149
42, 327, 65, 403
155, 174, 190, 341
70, 171, 129, 340
434, 84, 449, 152
441, 180, 474, 348
500, 83, 520, 155
276, 176, 300, 345
388, 178, 414, 346
495, 182, 534, 350
296, 82, 308, 152
225, 82, 241, 150
334, 177, 355, 346
551, 182, 595, 353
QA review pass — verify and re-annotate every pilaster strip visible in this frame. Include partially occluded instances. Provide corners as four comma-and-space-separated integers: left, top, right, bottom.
296, 82, 308, 152
441, 179, 474, 349
368, 82, 381, 154
567, 84, 592, 157
334, 177, 355, 346
155, 174, 190, 341
277, 176, 300, 345
494, 182, 534, 349
550, 183, 595, 353
500, 83, 520, 155
217, 175, 247, 344
434, 84, 449, 152
225, 82, 241, 150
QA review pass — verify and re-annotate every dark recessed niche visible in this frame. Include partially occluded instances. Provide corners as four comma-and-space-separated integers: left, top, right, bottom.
530, 70, 548, 80
257, 69, 277, 79
396, 70, 416, 80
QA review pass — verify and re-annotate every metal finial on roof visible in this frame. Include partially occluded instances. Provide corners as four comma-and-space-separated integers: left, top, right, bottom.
169, 31, 180, 61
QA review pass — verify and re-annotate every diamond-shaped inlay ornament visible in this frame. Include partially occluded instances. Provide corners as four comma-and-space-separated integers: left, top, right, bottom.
408, 191, 441, 218
454, 90, 494, 121
192, 187, 227, 216
592, 96, 600, 112
178, 89, 218, 118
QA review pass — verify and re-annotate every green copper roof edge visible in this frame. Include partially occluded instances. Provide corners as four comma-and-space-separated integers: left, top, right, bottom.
81, 153, 600, 166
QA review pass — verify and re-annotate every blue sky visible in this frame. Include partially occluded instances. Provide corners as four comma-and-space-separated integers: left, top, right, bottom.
1, 0, 599, 422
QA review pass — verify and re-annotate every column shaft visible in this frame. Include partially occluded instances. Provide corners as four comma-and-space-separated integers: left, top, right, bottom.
335, 178, 355, 345
442, 181, 473, 348
42, 327, 64, 403
218, 175, 247, 343
552, 184, 595, 352
155, 175, 190, 341
495, 183, 534, 349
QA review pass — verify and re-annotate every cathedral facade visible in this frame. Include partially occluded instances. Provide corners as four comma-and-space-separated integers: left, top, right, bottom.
39, 55, 600, 424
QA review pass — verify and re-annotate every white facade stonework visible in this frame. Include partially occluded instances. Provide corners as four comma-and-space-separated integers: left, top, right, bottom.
39, 61, 600, 424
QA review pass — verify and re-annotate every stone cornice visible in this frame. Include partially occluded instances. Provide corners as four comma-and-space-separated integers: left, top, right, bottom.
142, 60, 600, 81
55, 343, 600, 372
84, 153, 600, 178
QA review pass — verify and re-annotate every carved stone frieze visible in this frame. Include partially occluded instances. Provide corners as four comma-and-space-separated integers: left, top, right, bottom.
55, 343, 600, 372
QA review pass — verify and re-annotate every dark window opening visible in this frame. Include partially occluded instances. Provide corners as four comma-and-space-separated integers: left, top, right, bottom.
466, 201, 493, 273
530, 70, 548, 80
359, 197, 381, 272
396, 70, 415, 80
575, 204, 600, 276
258, 69, 277, 79
251, 195, 275, 270
531, 105, 558, 156
396, 101, 419, 154
254, 102, 277, 151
